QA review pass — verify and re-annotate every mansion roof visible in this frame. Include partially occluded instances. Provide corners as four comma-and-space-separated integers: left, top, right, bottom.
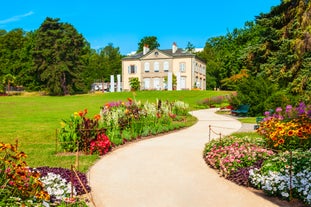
122, 48, 196, 60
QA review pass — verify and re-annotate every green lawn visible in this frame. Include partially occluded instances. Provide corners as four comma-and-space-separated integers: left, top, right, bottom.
0, 90, 231, 172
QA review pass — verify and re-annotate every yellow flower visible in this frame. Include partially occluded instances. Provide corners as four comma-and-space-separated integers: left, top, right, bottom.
60, 121, 66, 128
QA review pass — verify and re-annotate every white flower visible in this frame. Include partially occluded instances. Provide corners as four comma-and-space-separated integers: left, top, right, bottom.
281, 192, 289, 197
40, 172, 76, 201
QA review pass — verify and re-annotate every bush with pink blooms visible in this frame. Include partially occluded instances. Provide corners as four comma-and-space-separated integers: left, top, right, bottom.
204, 137, 274, 178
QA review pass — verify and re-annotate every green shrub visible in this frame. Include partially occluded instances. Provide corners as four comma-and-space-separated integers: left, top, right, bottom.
229, 76, 279, 116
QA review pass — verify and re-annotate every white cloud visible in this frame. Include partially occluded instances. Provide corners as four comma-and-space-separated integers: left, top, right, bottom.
0, 11, 34, 24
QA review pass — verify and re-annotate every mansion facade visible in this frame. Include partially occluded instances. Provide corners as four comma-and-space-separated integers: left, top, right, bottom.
122, 43, 206, 91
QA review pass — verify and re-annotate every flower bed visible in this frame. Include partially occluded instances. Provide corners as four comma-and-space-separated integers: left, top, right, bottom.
203, 102, 311, 206
58, 98, 190, 155
1, 97, 192, 206
1, 142, 90, 206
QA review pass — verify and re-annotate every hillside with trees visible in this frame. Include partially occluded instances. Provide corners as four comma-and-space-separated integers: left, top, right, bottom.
197, 0, 311, 114
1, 0, 310, 102
0, 17, 122, 95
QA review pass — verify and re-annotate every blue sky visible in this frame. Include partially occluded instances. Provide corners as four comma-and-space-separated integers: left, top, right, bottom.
1, 0, 281, 55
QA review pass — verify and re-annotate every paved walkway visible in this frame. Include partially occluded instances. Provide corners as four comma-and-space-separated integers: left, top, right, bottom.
88, 109, 278, 207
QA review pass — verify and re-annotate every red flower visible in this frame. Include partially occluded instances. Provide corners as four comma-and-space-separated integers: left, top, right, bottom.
90, 133, 111, 155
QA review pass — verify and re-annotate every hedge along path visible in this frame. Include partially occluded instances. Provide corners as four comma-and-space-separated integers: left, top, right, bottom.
88, 108, 279, 207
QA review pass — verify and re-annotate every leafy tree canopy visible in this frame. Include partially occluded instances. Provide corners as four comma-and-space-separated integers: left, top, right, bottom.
33, 17, 90, 95
137, 36, 160, 53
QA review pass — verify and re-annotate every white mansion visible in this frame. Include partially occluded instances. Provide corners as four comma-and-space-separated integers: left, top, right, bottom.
121, 43, 206, 91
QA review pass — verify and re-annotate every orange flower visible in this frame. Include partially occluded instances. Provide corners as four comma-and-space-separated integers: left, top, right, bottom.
127, 97, 133, 102
287, 130, 294, 136
94, 114, 101, 120
278, 139, 285, 145
271, 136, 277, 141
78, 111, 84, 117
296, 130, 303, 137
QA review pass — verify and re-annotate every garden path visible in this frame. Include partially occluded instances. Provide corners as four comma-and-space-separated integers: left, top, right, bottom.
88, 108, 279, 207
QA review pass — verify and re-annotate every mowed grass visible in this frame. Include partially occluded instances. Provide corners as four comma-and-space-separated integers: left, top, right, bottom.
0, 90, 231, 172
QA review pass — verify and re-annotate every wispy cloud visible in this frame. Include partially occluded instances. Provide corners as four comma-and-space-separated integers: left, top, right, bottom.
0, 11, 34, 24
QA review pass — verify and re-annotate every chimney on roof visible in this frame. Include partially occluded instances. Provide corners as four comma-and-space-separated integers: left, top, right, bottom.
143, 44, 150, 55
172, 42, 178, 53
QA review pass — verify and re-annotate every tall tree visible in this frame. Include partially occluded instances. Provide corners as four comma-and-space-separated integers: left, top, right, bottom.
0, 29, 27, 81
100, 43, 122, 81
251, 0, 311, 96
185, 41, 195, 53
137, 36, 160, 53
33, 17, 90, 95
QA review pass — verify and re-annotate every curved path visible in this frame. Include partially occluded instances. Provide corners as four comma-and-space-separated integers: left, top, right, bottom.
88, 109, 278, 207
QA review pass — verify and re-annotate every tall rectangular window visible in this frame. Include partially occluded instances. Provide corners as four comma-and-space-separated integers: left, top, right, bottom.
179, 62, 186, 72
128, 65, 136, 74
144, 78, 150, 89
154, 62, 159, 72
144, 62, 150, 72
164, 61, 169, 72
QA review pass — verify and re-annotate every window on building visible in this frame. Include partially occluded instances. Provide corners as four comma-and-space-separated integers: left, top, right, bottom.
144, 62, 150, 72
154, 62, 159, 72
163, 61, 169, 72
181, 76, 186, 89
144, 78, 150, 89
179, 62, 186, 72
128, 65, 137, 74
153, 78, 160, 90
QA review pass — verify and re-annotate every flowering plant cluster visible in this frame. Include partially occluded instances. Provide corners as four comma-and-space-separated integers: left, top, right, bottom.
0, 142, 50, 205
204, 139, 274, 177
90, 133, 111, 155
199, 95, 226, 108
40, 172, 76, 202
258, 102, 311, 150
59, 98, 190, 154
1, 142, 91, 206
34, 166, 90, 196
249, 150, 311, 205
100, 98, 190, 146
58, 108, 105, 154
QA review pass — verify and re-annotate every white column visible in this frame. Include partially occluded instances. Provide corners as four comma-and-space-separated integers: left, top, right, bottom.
168, 72, 173, 91
117, 74, 121, 92
110, 75, 115, 92
176, 72, 181, 91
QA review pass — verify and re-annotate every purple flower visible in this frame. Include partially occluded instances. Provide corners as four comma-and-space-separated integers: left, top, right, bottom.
285, 105, 292, 113
296, 102, 306, 115
264, 111, 270, 116
276, 107, 282, 113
